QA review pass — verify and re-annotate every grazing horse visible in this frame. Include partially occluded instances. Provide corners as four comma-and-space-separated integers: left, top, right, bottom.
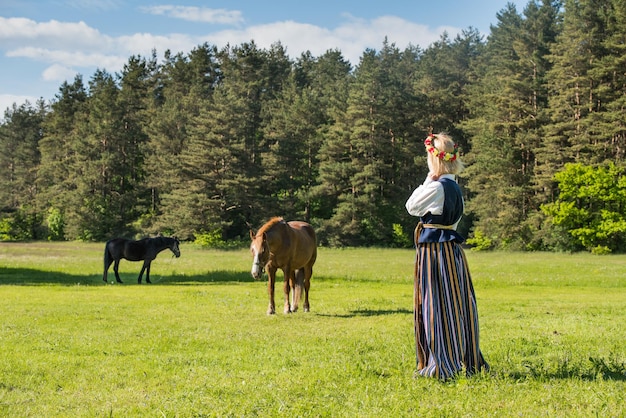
250, 217, 317, 315
103, 236, 181, 284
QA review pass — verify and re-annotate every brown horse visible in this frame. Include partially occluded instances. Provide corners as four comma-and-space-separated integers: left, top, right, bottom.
249, 217, 317, 315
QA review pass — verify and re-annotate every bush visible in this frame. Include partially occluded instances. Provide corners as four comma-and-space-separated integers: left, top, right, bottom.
466, 229, 493, 251
591, 245, 611, 255
194, 229, 246, 249
0, 210, 43, 241
392, 223, 412, 248
0, 217, 12, 241
46, 207, 65, 241
541, 163, 626, 253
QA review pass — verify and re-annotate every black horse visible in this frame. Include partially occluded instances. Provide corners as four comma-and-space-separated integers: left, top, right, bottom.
103, 236, 181, 284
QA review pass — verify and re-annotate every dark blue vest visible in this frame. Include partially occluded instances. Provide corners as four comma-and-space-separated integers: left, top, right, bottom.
417, 177, 465, 244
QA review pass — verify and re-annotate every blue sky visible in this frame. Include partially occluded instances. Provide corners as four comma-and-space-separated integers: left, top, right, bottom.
0, 0, 527, 114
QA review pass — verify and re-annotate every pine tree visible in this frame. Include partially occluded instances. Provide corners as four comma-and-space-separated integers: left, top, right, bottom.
38, 76, 88, 239
591, 0, 626, 162
143, 44, 219, 237
206, 42, 291, 236
260, 74, 324, 221
543, 0, 608, 174
317, 40, 421, 245
463, 1, 560, 249
63, 69, 125, 239
0, 101, 46, 239
260, 49, 353, 224
115, 54, 155, 231
299, 50, 352, 227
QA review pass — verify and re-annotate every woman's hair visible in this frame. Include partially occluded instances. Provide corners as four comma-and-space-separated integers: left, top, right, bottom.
427, 133, 464, 175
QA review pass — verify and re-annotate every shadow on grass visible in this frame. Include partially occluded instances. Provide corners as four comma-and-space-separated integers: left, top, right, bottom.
148, 270, 254, 285
316, 308, 413, 318
0, 266, 253, 286
1, 268, 395, 287
587, 356, 626, 381
502, 355, 626, 382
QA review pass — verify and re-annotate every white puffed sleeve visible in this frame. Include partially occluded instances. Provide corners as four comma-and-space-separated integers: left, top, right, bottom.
405, 177, 444, 217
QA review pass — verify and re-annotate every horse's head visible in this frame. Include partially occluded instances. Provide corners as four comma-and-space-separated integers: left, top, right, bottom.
170, 236, 181, 258
249, 229, 269, 280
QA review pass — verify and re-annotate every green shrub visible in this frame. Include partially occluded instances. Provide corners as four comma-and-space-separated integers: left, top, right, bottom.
467, 228, 493, 251
0, 217, 12, 241
0, 210, 43, 241
46, 207, 65, 241
591, 245, 611, 255
392, 223, 412, 248
194, 229, 246, 249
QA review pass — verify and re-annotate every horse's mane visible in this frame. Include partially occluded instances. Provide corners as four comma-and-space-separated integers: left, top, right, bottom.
149, 235, 176, 244
257, 217, 285, 236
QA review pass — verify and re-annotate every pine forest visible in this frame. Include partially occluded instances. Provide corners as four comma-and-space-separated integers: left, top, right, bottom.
2, 0, 626, 253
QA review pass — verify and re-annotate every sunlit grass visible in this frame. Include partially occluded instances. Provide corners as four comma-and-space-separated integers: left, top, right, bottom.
0, 243, 624, 416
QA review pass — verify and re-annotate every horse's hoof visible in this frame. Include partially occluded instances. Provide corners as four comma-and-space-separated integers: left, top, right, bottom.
116, 280, 123, 284
291, 306, 298, 313
304, 304, 310, 312
267, 310, 275, 315
103, 278, 107, 283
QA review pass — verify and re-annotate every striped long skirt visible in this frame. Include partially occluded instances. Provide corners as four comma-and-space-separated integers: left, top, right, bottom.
414, 241, 488, 379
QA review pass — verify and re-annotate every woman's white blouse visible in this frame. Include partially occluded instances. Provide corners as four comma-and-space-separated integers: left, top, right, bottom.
405, 174, 462, 219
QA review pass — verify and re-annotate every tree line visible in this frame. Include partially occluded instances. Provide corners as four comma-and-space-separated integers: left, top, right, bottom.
2, 0, 626, 252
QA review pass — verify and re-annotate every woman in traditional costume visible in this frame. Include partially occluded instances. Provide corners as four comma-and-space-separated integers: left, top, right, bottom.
405, 133, 489, 379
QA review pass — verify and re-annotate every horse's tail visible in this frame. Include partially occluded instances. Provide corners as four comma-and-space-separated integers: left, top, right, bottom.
294, 268, 305, 301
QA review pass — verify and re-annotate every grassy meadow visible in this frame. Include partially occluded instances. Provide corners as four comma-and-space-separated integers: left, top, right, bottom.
0, 242, 624, 417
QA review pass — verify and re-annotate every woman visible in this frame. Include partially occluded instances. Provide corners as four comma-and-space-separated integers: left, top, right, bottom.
405, 133, 488, 379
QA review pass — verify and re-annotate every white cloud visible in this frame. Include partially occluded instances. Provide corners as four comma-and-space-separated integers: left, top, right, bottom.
0, 13, 462, 101
8, 47, 127, 69
0, 17, 106, 50
140, 5, 244, 25
203, 17, 459, 66
116, 32, 197, 57
42, 64, 79, 83
0, 17, 198, 71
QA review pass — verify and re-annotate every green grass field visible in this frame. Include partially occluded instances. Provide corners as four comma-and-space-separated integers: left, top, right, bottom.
0, 242, 624, 417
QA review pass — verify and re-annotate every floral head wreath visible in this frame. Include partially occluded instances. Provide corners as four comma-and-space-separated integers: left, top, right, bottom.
424, 134, 459, 162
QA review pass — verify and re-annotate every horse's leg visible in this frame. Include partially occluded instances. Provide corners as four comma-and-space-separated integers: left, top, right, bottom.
303, 265, 312, 312
103, 253, 113, 283
113, 260, 123, 283
283, 269, 293, 314
145, 262, 152, 284
138, 261, 149, 284
291, 268, 304, 313
267, 267, 277, 315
